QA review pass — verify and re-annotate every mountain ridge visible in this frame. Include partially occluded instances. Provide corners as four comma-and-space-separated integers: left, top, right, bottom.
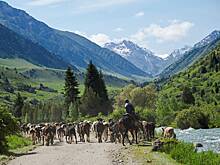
159, 30, 220, 78
104, 40, 165, 75
0, 23, 73, 70
0, 1, 149, 79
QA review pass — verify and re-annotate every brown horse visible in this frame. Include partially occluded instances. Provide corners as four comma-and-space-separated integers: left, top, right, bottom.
118, 114, 142, 146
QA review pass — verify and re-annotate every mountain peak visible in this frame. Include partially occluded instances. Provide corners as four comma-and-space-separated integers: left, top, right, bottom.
0, 1, 8, 6
104, 40, 166, 75
105, 40, 154, 56
194, 30, 220, 48
210, 30, 220, 36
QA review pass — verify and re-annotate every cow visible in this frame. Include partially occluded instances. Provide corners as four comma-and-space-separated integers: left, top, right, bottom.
142, 121, 155, 141
57, 124, 65, 142
91, 121, 98, 138
77, 121, 91, 142
83, 121, 91, 142
21, 123, 29, 136
102, 122, 109, 142
35, 125, 42, 143
65, 123, 77, 144
29, 126, 37, 145
109, 120, 121, 143
162, 127, 176, 139
96, 119, 105, 143
42, 124, 55, 146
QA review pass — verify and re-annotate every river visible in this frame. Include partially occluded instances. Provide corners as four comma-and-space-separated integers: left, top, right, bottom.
156, 128, 220, 153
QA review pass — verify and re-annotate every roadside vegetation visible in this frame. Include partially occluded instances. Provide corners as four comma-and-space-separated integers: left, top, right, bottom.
159, 140, 220, 165
6, 135, 32, 150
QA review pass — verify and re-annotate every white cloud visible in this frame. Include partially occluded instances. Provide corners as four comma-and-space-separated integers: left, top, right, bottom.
90, 33, 111, 46
28, 0, 67, 6
114, 27, 124, 32
132, 20, 194, 42
135, 11, 144, 17
74, 31, 111, 46
74, 0, 136, 13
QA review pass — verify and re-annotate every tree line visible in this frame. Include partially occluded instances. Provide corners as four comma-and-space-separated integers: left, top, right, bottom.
12, 61, 112, 123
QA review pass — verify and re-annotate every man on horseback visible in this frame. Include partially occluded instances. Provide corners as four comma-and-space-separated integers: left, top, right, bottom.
124, 99, 137, 120
118, 99, 141, 145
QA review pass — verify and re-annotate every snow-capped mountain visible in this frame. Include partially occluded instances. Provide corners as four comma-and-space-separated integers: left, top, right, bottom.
194, 30, 220, 48
165, 45, 192, 64
160, 30, 220, 78
104, 40, 165, 75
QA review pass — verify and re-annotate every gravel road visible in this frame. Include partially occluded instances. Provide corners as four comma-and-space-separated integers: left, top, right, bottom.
8, 139, 122, 165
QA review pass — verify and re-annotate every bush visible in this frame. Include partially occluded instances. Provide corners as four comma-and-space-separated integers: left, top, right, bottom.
0, 106, 18, 153
109, 107, 125, 120
135, 107, 156, 122
159, 141, 220, 165
175, 107, 209, 129
6, 135, 32, 150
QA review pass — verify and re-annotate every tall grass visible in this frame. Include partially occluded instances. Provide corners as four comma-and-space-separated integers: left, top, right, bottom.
6, 135, 32, 150
159, 140, 220, 165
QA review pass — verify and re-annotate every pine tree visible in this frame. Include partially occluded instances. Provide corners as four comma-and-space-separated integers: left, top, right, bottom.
68, 102, 79, 121
181, 87, 195, 105
14, 93, 24, 119
80, 62, 112, 116
84, 61, 100, 95
98, 71, 109, 101
64, 66, 80, 108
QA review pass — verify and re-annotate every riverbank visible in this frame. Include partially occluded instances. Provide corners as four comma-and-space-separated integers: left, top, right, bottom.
156, 127, 220, 153
113, 143, 180, 165
159, 140, 220, 165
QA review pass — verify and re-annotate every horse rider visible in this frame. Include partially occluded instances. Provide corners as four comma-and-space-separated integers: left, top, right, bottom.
124, 99, 137, 120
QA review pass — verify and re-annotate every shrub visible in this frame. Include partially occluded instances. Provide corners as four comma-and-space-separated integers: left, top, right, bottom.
159, 141, 220, 165
135, 107, 156, 122
109, 107, 125, 120
6, 135, 32, 150
0, 106, 18, 153
175, 107, 209, 129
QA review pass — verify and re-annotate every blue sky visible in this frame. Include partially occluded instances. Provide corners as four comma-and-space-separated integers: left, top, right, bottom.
3, 0, 220, 57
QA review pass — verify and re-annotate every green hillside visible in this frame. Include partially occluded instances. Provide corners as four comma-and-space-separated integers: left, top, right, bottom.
156, 43, 220, 128
0, 58, 128, 107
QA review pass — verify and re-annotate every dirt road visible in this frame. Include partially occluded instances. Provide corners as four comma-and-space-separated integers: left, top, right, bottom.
8, 139, 123, 165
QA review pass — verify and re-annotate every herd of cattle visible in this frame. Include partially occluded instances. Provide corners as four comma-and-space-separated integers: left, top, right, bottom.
20, 117, 176, 146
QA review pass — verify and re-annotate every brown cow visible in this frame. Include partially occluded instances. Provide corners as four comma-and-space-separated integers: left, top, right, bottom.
162, 127, 176, 138
29, 126, 37, 145
57, 124, 65, 142
109, 121, 121, 143
96, 119, 105, 143
77, 121, 91, 142
142, 121, 155, 141
65, 123, 77, 144
102, 122, 109, 142
42, 124, 55, 146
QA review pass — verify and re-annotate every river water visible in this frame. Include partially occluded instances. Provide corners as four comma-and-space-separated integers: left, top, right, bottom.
156, 128, 220, 153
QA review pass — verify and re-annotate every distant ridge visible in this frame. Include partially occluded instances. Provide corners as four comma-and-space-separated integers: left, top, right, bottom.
0, 1, 149, 79
0, 23, 73, 70
159, 30, 220, 78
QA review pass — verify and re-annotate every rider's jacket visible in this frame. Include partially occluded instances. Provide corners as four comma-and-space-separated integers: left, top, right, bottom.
125, 103, 135, 115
